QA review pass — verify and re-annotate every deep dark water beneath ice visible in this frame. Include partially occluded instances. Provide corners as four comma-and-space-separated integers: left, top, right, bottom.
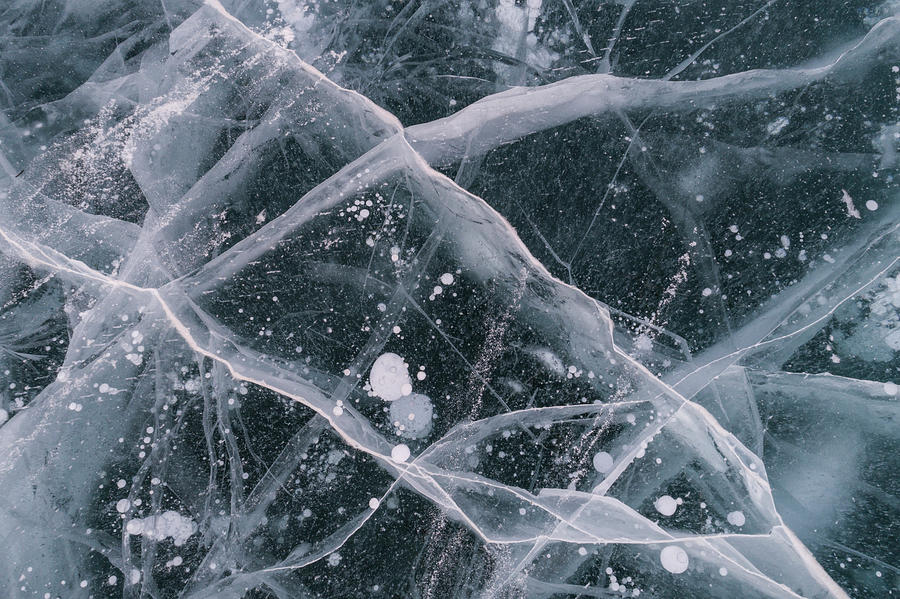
0, 0, 898, 597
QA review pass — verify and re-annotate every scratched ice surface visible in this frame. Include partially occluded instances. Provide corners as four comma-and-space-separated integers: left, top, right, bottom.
0, 1, 898, 598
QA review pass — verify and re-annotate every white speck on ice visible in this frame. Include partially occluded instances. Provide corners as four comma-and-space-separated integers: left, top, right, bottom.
125, 519, 143, 535
369, 353, 412, 401
391, 444, 411, 462
841, 189, 861, 219
528, 347, 565, 375
766, 116, 790, 135
592, 451, 614, 473
125, 511, 196, 546
660, 545, 689, 574
654, 495, 677, 516
726, 510, 746, 526
634, 334, 653, 353
389, 393, 434, 439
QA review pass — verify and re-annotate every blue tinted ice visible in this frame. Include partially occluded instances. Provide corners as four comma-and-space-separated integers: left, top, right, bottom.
0, 1, 897, 597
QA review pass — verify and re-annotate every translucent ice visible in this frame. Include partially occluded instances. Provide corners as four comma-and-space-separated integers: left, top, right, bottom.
0, 0, 897, 597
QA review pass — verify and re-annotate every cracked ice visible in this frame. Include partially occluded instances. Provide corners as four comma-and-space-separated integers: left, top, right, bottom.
0, 0, 898, 598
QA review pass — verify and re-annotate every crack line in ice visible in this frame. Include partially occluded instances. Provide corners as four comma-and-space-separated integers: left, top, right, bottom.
670, 254, 900, 395
2, 207, 828, 595
1, 3, 893, 594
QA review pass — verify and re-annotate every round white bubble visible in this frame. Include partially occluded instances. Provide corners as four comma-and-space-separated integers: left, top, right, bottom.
369, 353, 412, 401
368, 497, 380, 510
116, 499, 131, 513
654, 495, 677, 516
726, 510, 746, 527
125, 519, 144, 535
592, 451, 614, 473
660, 545, 689, 574
440, 273, 454, 285
391, 444, 411, 462
389, 393, 434, 439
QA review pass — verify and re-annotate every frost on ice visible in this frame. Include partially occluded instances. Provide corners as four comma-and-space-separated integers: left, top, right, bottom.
0, 0, 898, 598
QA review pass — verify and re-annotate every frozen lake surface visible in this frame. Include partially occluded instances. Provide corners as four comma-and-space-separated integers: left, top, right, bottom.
0, 0, 897, 597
